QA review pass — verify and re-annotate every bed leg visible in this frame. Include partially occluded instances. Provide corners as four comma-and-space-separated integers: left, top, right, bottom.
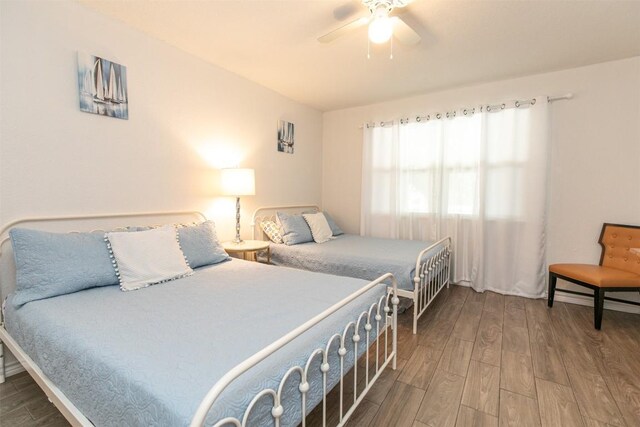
391, 295, 399, 370
412, 277, 420, 335
0, 341, 5, 383
412, 297, 418, 335
447, 247, 452, 288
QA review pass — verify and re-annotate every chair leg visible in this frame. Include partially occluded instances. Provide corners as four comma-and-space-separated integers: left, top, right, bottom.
594, 288, 605, 330
548, 273, 557, 308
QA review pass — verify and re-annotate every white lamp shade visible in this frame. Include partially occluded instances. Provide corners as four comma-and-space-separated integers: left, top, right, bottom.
220, 168, 255, 196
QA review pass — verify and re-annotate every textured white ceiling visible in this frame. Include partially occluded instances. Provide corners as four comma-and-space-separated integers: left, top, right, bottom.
79, 0, 640, 111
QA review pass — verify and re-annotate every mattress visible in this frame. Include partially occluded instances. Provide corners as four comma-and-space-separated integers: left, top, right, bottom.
269, 234, 442, 291
3, 259, 388, 426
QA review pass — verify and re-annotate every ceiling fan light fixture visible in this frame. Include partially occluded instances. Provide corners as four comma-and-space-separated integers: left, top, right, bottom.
368, 14, 393, 44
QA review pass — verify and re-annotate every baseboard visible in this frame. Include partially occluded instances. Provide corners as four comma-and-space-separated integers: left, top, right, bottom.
5, 359, 25, 378
554, 293, 640, 315
452, 282, 640, 315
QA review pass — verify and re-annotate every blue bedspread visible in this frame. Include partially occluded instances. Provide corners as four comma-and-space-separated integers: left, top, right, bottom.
270, 234, 440, 291
4, 259, 388, 426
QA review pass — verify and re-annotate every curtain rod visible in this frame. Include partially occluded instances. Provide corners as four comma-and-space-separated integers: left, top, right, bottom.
547, 93, 574, 102
358, 93, 574, 129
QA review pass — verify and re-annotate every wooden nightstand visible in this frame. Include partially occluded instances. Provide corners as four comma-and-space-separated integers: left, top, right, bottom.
222, 240, 271, 263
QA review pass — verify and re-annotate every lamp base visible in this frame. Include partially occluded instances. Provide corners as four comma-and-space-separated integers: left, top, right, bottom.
234, 196, 243, 244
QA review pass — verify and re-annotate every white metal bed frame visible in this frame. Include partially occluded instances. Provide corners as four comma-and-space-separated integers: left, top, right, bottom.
252, 205, 452, 334
0, 211, 398, 427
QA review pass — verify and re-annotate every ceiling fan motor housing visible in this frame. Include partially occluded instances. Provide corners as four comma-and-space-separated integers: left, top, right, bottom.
363, 0, 410, 14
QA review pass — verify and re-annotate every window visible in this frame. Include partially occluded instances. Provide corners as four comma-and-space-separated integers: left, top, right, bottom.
365, 109, 530, 219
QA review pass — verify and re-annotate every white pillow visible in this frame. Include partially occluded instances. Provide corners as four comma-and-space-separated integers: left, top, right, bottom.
303, 213, 333, 244
106, 225, 193, 291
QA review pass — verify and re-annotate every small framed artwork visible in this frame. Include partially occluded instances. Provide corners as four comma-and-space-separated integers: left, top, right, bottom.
77, 52, 129, 120
277, 120, 294, 154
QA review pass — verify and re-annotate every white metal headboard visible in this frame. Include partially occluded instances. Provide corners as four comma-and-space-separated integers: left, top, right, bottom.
251, 205, 320, 240
0, 211, 206, 302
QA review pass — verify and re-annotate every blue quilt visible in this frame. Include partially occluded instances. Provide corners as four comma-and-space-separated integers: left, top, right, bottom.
4, 259, 389, 426
270, 234, 441, 291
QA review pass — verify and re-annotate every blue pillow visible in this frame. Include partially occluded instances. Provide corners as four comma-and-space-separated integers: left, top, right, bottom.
323, 212, 344, 236
276, 212, 314, 245
177, 221, 229, 268
10, 228, 118, 307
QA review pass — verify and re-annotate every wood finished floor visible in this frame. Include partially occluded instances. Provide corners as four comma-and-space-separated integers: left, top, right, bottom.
1, 285, 639, 427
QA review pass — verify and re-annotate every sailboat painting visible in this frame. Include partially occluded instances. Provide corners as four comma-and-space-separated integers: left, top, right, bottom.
77, 52, 128, 119
277, 120, 294, 154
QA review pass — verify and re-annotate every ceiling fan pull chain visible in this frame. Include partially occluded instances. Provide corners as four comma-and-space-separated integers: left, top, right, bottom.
390, 34, 394, 59
367, 37, 371, 59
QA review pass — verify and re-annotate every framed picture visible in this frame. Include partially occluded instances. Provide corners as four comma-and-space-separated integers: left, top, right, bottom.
277, 120, 294, 154
77, 52, 128, 120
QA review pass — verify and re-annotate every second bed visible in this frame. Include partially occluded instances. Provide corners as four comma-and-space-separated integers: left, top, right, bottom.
253, 205, 453, 334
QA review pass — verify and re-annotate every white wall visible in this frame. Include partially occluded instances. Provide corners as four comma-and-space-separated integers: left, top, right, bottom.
0, 0, 323, 242
323, 57, 640, 308
0, 0, 323, 376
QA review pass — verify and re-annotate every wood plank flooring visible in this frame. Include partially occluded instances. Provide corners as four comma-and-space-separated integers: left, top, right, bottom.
0, 371, 68, 426
1, 285, 638, 427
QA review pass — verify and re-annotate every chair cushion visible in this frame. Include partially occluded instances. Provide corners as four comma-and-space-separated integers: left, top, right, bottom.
549, 263, 640, 288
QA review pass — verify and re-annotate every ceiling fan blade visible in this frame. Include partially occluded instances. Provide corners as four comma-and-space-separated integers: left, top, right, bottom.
318, 16, 369, 43
392, 16, 421, 45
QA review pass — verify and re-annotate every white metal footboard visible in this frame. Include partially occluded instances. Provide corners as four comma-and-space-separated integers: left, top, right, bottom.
407, 237, 452, 334
190, 273, 399, 427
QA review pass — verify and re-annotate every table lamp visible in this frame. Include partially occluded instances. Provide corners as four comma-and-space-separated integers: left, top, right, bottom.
220, 168, 255, 244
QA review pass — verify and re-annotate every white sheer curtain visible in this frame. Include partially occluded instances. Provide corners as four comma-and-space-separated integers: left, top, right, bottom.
361, 98, 550, 297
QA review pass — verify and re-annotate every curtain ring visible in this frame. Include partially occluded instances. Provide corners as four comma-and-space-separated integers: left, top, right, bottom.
426, 115, 430, 120
416, 116, 421, 122
380, 121, 385, 127
531, 98, 537, 105
501, 103, 505, 109
436, 113, 442, 119
515, 101, 520, 108
486, 105, 491, 112
446, 112, 450, 118
463, 109, 467, 115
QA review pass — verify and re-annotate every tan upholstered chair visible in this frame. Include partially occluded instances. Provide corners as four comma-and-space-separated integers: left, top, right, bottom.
548, 223, 640, 329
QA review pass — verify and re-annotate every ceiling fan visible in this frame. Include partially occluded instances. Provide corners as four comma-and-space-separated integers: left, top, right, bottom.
318, 0, 421, 46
